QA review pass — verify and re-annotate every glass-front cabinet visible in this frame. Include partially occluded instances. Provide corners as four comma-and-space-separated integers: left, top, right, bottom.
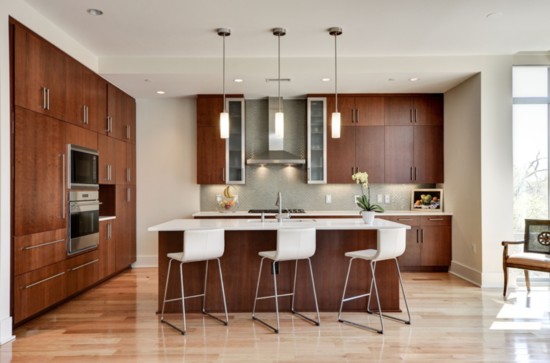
307, 97, 327, 184
226, 98, 245, 184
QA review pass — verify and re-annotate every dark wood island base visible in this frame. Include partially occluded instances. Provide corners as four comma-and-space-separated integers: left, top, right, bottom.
157, 229, 400, 314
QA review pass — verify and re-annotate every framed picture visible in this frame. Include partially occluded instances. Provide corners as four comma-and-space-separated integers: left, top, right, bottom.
411, 189, 443, 211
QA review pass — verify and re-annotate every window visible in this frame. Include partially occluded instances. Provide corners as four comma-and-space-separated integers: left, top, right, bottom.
512, 66, 550, 233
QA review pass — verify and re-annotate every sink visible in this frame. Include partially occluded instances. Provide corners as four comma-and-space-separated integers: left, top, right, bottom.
246, 219, 316, 223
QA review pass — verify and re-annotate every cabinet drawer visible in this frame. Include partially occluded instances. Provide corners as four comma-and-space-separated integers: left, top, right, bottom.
66, 250, 100, 296
14, 228, 67, 275
13, 260, 67, 324
421, 216, 451, 226
379, 215, 421, 227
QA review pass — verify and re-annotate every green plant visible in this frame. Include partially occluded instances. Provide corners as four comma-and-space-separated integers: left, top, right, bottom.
351, 171, 384, 213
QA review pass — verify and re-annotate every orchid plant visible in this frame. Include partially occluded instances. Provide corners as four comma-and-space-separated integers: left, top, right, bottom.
351, 171, 384, 213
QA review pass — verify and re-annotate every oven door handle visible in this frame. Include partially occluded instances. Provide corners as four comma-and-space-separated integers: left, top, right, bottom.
70, 201, 102, 207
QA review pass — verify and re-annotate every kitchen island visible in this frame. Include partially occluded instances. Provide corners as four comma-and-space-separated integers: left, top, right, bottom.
148, 218, 410, 314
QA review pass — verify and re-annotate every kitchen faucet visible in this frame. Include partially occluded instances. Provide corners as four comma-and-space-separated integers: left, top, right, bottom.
275, 191, 285, 221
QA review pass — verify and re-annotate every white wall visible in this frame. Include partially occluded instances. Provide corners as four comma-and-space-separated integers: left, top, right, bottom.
135, 98, 200, 267
445, 74, 483, 284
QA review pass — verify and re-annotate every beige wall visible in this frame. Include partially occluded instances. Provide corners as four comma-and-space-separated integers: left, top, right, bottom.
445, 74, 483, 284
134, 98, 200, 267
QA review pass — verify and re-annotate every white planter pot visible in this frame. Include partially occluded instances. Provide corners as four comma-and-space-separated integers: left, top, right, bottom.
361, 211, 375, 224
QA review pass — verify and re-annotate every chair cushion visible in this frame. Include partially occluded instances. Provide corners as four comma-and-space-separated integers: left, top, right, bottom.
508, 252, 550, 269
345, 249, 377, 260
259, 250, 277, 260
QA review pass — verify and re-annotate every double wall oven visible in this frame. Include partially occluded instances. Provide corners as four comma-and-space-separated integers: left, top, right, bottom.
67, 144, 100, 255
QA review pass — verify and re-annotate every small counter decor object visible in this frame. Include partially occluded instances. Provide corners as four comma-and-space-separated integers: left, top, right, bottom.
411, 189, 443, 211
217, 186, 239, 212
352, 171, 384, 224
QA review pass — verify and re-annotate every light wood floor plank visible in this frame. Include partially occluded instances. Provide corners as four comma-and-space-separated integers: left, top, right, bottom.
2, 269, 550, 362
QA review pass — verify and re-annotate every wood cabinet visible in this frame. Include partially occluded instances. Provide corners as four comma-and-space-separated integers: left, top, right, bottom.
66, 250, 100, 296
65, 122, 98, 150
307, 98, 327, 183
99, 220, 116, 279
98, 134, 117, 184
339, 95, 385, 126
13, 107, 67, 236
196, 95, 245, 184
379, 215, 451, 271
115, 185, 136, 271
13, 22, 67, 121
13, 229, 67, 275
385, 125, 443, 183
385, 94, 443, 126
326, 96, 385, 183
106, 84, 135, 142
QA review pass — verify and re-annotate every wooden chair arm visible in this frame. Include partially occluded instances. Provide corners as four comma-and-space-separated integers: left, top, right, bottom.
501, 241, 524, 246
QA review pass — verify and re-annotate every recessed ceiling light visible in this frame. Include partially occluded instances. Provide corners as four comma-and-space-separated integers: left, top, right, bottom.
486, 12, 503, 19
321, 78, 331, 82
86, 8, 103, 16
144, 79, 151, 83
388, 78, 395, 82
234, 78, 244, 83
156, 90, 166, 95
409, 77, 420, 82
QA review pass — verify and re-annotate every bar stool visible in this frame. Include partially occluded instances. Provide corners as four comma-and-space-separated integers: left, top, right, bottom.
252, 228, 320, 333
338, 228, 411, 334
160, 229, 228, 335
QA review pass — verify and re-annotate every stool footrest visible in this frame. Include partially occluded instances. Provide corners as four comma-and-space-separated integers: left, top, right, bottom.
342, 292, 371, 303
291, 309, 320, 326
160, 318, 186, 335
338, 318, 382, 334
367, 310, 411, 325
252, 315, 278, 333
202, 309, 229, 326
255, 292, 293, 301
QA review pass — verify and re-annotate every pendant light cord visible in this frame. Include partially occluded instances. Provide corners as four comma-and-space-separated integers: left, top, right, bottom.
222, 33, 226, 112
278, 32, 281, 112
334, 32, 338, 112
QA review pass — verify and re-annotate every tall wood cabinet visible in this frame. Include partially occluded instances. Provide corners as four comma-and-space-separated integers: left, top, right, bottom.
10, 18, 137, 325
196, 95, 245, 184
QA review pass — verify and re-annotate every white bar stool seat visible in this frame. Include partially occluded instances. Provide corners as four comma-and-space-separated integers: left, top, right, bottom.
252, 228, 320, 333
338, 228, 411, 334
160, 229, 228, 335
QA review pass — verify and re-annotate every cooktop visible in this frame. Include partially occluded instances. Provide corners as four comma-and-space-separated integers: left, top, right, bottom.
248, 209, 306, 214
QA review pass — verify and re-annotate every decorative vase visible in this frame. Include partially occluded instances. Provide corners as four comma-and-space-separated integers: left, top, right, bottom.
361, 211, 375, 224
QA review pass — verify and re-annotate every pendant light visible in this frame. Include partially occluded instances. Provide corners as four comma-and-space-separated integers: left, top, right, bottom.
273, 27, 286, 139
329, 27, 342, 139
218, 28, 231, 139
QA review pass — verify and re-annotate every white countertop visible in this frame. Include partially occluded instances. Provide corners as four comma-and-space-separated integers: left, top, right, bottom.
192, 210, 452, 218
148, 217, 411, 232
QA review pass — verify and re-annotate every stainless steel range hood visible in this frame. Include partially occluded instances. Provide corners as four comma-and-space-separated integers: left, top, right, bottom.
246, 97, 306, 165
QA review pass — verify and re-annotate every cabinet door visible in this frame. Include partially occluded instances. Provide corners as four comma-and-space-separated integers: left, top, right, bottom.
385, 96, 413, 125
13, 228, 67, 276
413, 95, 443, 126
414, 126, 444, 183
226, 99, 245, 184
65, 123, 98, 150
355, 96, 385, 126
338, 96, 356, 126
98, 134, 116, 184
82, 69, 107, 133
355, 126, 385, 183
327, 126, 356, 183
14, 107, 67, 236
66, 250, 100, 296
127, 143, 136, 185
115, 139, 129, 184
115, 185, 136, 271
13, 24, 67, 120
379, 216, 421, 267
420, 225, 451, 266
197, 95, 224, 127
384, 126, 414, 183
197, 126, 226, 184
307, 98, 327, 183
99, 220, 116, 279
64, 58, 85, 127
106, 84, 127, 138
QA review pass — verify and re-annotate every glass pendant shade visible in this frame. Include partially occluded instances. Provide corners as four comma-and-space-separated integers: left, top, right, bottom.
331, 112, 341, 138
275, 111, 284, 138
220, 112, 229, 139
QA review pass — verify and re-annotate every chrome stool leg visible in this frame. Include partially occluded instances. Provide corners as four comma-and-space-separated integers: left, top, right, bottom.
200, 259, 229, 326
160, 259, 187, 335
290, 259, 320, 326
252, 257, 280, 333
338, 258, 384, 334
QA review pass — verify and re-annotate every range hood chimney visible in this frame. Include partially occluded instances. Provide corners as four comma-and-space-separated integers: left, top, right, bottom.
246, 97, 306, 165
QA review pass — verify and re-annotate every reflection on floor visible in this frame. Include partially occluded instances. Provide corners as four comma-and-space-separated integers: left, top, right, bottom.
1, 269, 549, 362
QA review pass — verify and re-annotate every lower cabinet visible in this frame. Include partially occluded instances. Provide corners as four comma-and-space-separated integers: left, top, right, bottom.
379, 215, 451, 271
66, 250, 100, 296
115, 185, 136, 271
99, 219, 117, 279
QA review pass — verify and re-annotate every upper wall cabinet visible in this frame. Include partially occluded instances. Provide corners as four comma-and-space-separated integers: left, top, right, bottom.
385, 94, 443, 126
307, 98, 327, 184
196, 95, 245, 184
14, 23, 67, 121
339, 95, 385, 126
105, 84, 136, 143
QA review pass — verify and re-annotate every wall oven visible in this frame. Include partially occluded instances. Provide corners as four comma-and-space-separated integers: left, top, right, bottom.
68, 190, 100, 255
68, 144, 99, 189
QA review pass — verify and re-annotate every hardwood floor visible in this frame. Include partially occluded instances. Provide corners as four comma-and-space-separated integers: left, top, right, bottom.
2, 268, 549, 362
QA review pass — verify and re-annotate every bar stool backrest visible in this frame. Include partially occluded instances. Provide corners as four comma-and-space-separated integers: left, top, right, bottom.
275, 228, 316, 261
373, 228, 407, 261
182, 229, 225, 261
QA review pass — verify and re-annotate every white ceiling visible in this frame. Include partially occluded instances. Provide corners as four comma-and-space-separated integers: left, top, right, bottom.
23, 0, 550, 98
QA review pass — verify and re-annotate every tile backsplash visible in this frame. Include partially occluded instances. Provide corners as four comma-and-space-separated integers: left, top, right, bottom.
200, 98, 436, 212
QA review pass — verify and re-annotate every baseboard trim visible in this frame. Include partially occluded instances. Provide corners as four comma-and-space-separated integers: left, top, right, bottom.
449, 260, 482, 287
0, 316, 15, 345
134, 255, 158, 268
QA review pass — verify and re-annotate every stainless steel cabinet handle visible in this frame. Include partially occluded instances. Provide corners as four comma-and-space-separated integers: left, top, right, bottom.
420, 229, 424, 243
222, 168, 225, 183
127, 188, 131, 202
397, 218, 413, 221
42, 87, 47, 109
414, 167, 417, 181
108, 223, 112, 239
22, 238, 65, 251
416, 229, 419, 243
126, 125, 131, 140
428, 218, 444, 221
46, 88, 50, 110
70, 259, 99, 272
109, 117, 113, 133
82, 105, 86, 124
410, 108, 413, 123
127, 168, 131, 182
61, 153, 66, 219
105, 116, 110, 132
23, 272, 65, 289
410, 166, 413, 181
414, 108, 418, 123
